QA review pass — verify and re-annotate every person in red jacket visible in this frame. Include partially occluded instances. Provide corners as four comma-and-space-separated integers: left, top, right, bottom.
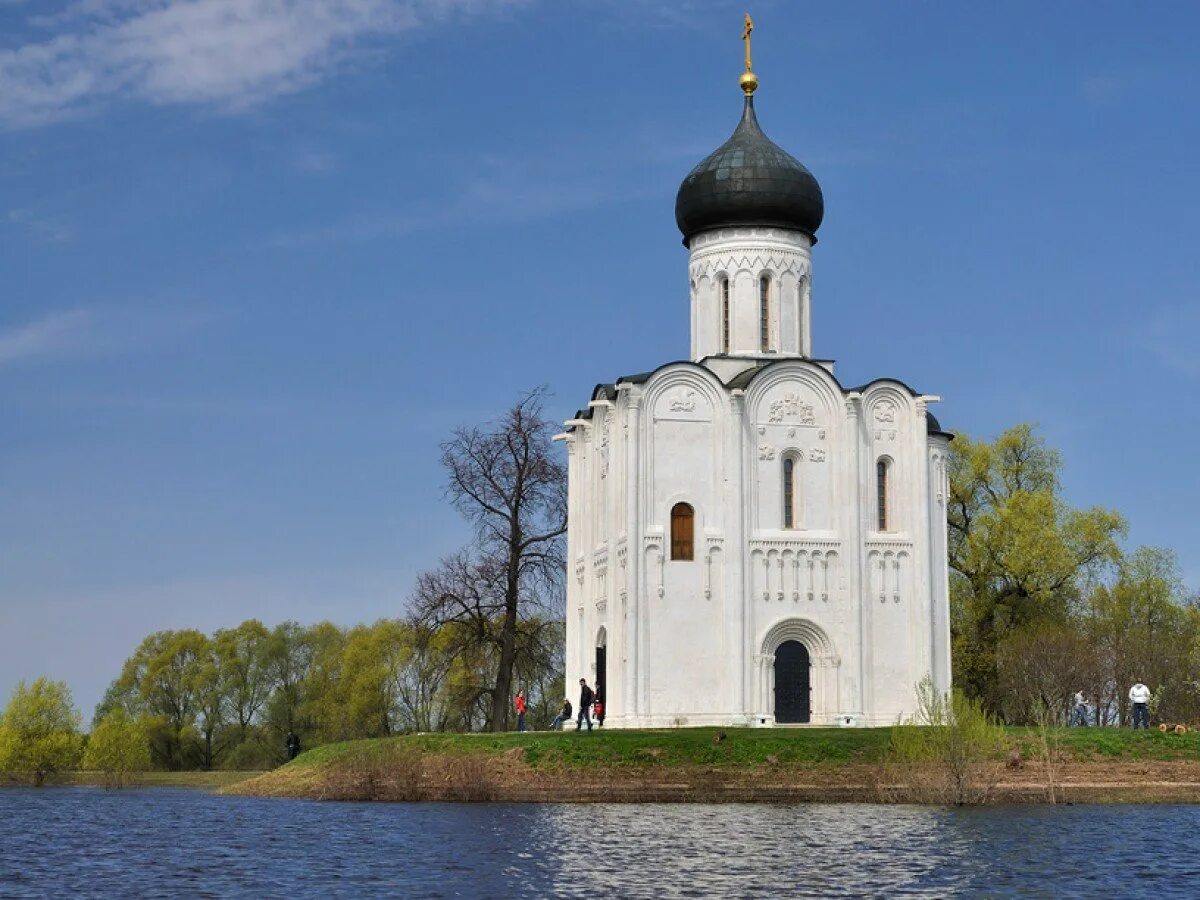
593, 695, 605, 728
514, 689, 527, 732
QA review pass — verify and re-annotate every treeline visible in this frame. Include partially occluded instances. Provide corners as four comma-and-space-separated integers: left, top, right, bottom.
93, 616, 564, 770
949, 425, 1199, 726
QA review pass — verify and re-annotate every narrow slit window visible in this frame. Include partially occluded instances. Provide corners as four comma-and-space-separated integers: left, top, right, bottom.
670, 503, 694, 561
876, 458, 891, 532
760, 275, 771, 351
721, 279, 731, 353
783, 456, 797, 528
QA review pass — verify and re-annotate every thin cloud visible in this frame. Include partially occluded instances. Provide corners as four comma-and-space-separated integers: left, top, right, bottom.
7, 207, 76, 243
1142, 303, 1200, 378
0, 0, 528, 129
267, 164, 656, 248
0, 305, 221, 367
0, 309, 93, 365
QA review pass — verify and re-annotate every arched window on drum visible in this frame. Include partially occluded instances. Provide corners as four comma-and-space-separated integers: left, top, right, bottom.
719, 277, 731, 353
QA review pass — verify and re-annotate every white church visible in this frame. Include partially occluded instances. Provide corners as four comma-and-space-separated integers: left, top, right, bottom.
559, 33, 952, 728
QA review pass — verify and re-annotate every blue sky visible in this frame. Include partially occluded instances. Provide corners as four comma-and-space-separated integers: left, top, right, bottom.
2, 0, 1197, 718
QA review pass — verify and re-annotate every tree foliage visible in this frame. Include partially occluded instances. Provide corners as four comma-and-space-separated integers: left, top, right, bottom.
83, 708, 151, 787
0, 678, 83, 785
949, 424, 1125, 710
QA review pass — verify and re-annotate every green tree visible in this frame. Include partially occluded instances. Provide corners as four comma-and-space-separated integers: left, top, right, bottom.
263, 621, 314, 741
214, 620, 272, 743
83, 708, 151, 787
1083, 546, 1196, 724
948, 424, 1125, 711
0, 678, 83, 785
105, 630, 209, 768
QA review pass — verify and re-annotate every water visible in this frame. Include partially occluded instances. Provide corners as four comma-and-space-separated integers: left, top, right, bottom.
3, 789, 1200, 898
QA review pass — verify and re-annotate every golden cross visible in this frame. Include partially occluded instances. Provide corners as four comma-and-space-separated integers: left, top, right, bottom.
742, 13, 754, 72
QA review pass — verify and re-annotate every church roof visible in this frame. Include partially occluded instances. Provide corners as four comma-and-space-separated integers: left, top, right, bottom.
567, 358, 951, 439
674, 95, 824, 245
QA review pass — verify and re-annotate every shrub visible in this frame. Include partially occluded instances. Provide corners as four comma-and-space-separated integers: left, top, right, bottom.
83, 709, 152, 787
886, 677, 1008, 805
0, 678, 84, 785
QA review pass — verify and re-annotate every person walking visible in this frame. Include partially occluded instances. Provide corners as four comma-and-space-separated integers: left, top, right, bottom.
550, 698, 572, 730
285, 730, 301, 761
593, 694, 605, 728
514, 689, 528, 732
576, 678, 594, 732
1129, 680, 1151, 729
1072, 691, 1089, 727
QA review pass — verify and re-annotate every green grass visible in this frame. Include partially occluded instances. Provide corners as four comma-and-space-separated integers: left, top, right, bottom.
288, 725, 1200, 772
1007, 726, 1200, 761
58, 770, 265, 788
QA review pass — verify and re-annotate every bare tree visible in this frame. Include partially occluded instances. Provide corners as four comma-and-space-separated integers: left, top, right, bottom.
411, 389, 567, 731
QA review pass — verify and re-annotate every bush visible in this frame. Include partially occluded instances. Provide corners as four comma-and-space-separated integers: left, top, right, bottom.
886, 677, 1008, 805
0, 678, 83, 785
83, 709, 151, 787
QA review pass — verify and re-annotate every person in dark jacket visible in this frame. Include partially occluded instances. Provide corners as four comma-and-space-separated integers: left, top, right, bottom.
285, 731, 301, 761
551, 698, 572, 730
576, 679, 594, 732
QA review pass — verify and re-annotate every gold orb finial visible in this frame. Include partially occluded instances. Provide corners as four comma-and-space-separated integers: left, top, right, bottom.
740, 13, 758, 95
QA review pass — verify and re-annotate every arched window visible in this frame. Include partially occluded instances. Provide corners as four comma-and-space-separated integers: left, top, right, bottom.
670, 502, 694, 561
720, 278, 731, 353
759, 274, 771, 352
876, 458, 891, 532
783, 455, 799, 528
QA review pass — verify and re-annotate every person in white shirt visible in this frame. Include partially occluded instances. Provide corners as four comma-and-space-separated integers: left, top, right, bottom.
1072, 691, 1089, 727
1129, 681, 1151, 729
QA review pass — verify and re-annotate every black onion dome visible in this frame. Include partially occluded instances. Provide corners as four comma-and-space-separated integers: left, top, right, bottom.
675, 96, 824, 245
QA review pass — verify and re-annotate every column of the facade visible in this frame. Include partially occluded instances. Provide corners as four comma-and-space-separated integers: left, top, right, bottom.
620, 387, 643, 723
729, 388, 750, 721
929, 435, 952, 695
846, 393, 868, 719
912, 399, 934, 686
562, 435, 579, 694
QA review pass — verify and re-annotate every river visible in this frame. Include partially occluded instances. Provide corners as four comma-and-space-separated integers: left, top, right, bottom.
2, 787, 1198, 897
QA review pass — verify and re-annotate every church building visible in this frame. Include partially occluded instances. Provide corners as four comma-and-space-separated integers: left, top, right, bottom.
559, 24, 952, 727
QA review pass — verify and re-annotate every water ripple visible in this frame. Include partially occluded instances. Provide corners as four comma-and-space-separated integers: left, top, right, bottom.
1, 789, 1198, 898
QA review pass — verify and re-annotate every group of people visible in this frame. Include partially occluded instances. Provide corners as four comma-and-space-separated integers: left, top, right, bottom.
513, 678, 605, 732
1071, 681, 1154, 728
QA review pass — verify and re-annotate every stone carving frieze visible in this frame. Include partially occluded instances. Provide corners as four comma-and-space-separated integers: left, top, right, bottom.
767, 392, 815, 425
668, 389, 696, 412
873, 400, 897, 424
599, 417, 610, 478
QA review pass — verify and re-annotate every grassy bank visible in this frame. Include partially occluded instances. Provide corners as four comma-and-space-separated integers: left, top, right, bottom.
0, 771, 266, 790
228, 727, 1200, 804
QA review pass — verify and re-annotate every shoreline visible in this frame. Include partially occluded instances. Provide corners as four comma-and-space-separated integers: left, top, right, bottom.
222, 727, 1200, 805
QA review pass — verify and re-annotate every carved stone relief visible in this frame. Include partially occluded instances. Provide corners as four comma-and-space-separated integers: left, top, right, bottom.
668, 390, 696, 412
874, 400, 897, 424
768, 392, 815, 425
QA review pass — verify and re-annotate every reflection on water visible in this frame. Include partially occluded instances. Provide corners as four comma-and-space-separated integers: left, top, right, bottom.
2, 788, 1199, 897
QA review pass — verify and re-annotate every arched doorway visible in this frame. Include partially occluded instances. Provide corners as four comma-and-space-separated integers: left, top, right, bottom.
595, 627, 607, 706
773, 640, 811, 723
